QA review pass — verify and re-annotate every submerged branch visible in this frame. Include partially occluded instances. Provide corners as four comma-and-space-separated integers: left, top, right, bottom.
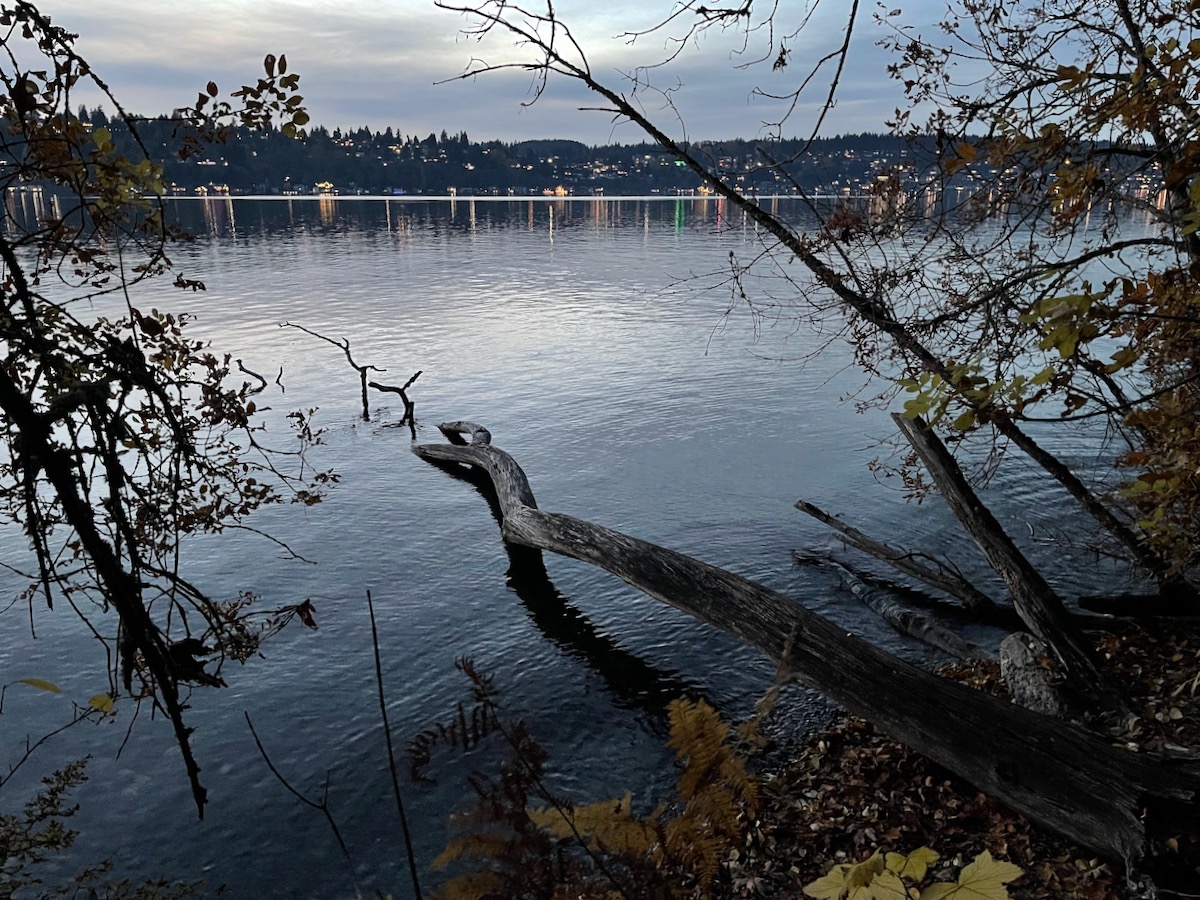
281, 322, 384, 421
795, 498, 995, 613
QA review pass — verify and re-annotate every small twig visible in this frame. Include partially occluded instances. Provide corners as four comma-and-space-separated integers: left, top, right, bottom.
244, 711, 360, 894
367, 590, 424, 900
0, 702, 99, 791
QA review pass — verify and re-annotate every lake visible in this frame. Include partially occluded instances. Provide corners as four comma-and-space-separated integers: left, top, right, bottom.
0, 196, 1121, 897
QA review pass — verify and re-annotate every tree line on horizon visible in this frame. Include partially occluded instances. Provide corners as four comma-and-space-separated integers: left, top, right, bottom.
71, 104, 918, 196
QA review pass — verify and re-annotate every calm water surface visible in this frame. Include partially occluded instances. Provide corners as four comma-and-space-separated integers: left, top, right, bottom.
0, 197, 1120, 897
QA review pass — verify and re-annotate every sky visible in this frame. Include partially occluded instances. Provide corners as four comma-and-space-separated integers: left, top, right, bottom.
40, 0, 943, 144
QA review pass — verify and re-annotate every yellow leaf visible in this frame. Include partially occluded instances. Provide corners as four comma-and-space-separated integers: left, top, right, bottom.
866, 870, 911, 900
804, 863, 853, 899
18, 677, 62, 693
919, 850, 1022, 900
952, 410, 976, 431
846, 852, 886, 890
528, 791, 657, 855
89, 693, 114, 713
1104, 347, 1140, 373
1031, 367, 1055, 386
887, 846, 940, 882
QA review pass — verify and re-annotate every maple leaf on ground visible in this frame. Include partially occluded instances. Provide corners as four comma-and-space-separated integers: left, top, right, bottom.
920, 850, 1023, 900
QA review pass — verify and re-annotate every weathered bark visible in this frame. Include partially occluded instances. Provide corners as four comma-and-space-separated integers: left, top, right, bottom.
892, 413, 1118, 708
831, 562, 981, 659
794, 498, 996, 613
414, 420, 1200, 868
1000, 633, 1069, 718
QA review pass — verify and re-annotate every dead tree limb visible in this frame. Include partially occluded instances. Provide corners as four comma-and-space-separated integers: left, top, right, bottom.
422, 451, 707, 715
413, 420, 1200, 869
794, 499, 996, 613
235, 359, 268, 396
791, 550, 1018, 625
830, 562, 982, 659
892, 414, 1118, 708
369, 370, 422, 435
281, 322, 384, 421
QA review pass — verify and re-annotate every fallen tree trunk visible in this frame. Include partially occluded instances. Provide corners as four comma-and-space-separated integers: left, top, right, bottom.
892, 414, 1118, 708
794, 499, 996, 614
830, 562, 982, 660
792, 550, 1024, 630
413, 420, 1200, 869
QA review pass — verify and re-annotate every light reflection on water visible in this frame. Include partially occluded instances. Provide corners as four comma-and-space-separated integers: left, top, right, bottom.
0, 197, 1128, 897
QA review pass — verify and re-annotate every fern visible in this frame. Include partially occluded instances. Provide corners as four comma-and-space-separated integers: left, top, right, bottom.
408, 658, 502, 783
667, 697, 758, 816
643, 698, 757, 896
421, 670, 773, 899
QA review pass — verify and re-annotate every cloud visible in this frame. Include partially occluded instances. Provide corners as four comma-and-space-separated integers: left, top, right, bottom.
43, 0, 924, 142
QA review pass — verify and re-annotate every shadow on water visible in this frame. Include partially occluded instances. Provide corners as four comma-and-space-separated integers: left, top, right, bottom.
421, 454, 707, 721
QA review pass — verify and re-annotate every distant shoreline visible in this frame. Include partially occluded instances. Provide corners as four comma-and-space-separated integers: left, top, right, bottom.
155, 193, 851, 202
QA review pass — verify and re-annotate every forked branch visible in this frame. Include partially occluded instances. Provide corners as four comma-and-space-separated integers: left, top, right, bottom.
281, 322, 384, 421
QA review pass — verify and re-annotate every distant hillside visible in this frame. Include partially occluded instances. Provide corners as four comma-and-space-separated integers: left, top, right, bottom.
68, 106, 938, 197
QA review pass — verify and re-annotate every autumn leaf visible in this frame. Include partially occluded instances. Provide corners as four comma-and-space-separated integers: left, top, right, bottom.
18, 677, 62, 693
867, 870, 911, 900
846, 852, 885, 890
89, 693, 115, 713
951, 410, 976, 431
920, 850, 1022, 900
296, 599, 318, 629
804, 852, 885, 899
803, 863, 855, 899
887, 846, 939, 881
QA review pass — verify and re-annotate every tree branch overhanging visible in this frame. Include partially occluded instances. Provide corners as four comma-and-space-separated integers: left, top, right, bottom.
439, 1, 1174, 591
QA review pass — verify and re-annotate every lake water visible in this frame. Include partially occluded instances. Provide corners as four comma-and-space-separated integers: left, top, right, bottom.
0, 196, 1125, 897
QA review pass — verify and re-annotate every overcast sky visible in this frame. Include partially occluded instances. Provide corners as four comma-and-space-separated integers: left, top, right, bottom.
41, 0, 944, 144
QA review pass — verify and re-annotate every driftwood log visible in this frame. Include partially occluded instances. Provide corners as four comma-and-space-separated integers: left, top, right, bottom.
830, 562, 981, 660
413, 420, 1200, 869
794, 498, 996, 615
